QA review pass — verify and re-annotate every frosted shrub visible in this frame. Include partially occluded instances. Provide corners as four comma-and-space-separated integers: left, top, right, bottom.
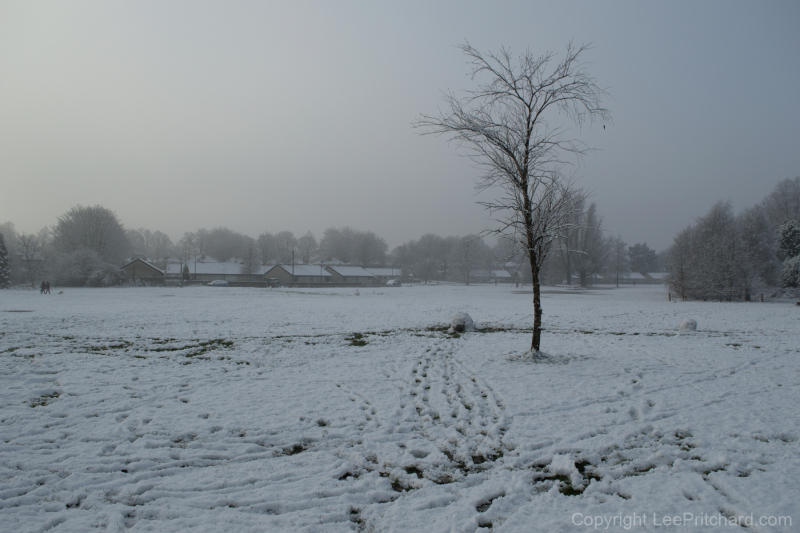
86, 265, 126, 287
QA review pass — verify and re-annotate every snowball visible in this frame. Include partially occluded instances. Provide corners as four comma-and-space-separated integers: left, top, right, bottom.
679, 318, 697, 331
450, 312, 474, 333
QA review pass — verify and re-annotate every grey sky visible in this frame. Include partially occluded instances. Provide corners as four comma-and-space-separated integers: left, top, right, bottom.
2, 1, 798, 251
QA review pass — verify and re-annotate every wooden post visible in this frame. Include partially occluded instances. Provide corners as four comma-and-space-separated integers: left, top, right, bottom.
760, 293, 763, 302
668, 292, 671, 301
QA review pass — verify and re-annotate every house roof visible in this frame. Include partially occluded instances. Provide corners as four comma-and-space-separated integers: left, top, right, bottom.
267, 264, 332, 277
121, 259, 164, 274
365, 268, 402, 277
471, 270, 512, 279
165, 262, 269, 275
326, 266, 375, 277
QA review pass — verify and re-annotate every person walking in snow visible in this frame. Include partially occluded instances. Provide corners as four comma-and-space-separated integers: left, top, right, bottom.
40, 281, 46, 294
45, 281, 50, 294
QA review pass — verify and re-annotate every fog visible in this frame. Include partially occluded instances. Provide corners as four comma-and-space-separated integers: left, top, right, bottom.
2, 1, 798, 251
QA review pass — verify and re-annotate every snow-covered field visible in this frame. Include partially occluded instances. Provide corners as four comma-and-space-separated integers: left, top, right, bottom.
1, 285, 798, 532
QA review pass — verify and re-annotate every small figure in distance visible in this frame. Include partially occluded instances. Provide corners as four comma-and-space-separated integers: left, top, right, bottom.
45, 281, 50, 294
40, 280, 46, 294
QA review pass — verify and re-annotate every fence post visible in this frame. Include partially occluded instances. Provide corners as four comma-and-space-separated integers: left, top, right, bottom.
668, 292, 671, 301
760, 293, 763, 302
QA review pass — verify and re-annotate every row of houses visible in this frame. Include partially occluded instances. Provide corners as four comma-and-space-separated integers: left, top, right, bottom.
122, 257, 666, 286
121, 258, 402, 285
592, 272, 668, 285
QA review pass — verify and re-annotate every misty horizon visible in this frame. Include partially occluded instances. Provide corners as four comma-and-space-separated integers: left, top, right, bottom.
2, 2, 798, 252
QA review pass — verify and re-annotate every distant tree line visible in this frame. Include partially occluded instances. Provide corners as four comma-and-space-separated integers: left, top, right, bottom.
665, 177, 800, 300
0, 205, 486, 287
0, 200, 671, 289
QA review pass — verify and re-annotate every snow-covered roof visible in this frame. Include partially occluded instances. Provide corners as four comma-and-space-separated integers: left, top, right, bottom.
122, 259, 164, 274
326, 266, 375, 277
365, 268, 402, 277
166, 262, 269, 275
267, 265, 332, 277
647, 272, 668, 280
471, 270, 512, 279
628, 272, 647, 280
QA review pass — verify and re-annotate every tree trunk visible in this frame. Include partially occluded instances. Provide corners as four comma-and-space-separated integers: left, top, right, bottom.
565, 254, 572, 285
531, 258, 542, 352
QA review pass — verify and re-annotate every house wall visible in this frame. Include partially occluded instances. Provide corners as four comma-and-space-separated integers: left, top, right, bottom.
265, 267, 293, 284
330, 274, 373, 283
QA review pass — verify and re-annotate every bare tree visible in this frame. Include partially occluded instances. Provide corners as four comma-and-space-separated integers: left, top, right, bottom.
319, 227, 357, 263
140, 229, 154, 257
297, 232, 317, 264
665, 201, 761, 301
390, 241, 416, 280
151, 231, 174, 264
206, 227, 247, 262
762, 176, 800, 228
571, 202, 610, 287
608, 235, 629, 287
417, 42, 609, 351
126, 229, 146, 257
195, 229, 209, 256
354, 231, 388, 267
274, 231, 297, 264
52, 205, 130, 263
179, 232, 199, 261
453, 235, 490, 285
666, 227, 693, 300
554, 194, 589, 285
240, 236, 261, 277
256, 232, 276, 265
16, 233, 44, 288
412, 234, 441, 282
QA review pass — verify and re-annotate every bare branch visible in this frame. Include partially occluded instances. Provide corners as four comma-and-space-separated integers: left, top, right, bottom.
416, 42, 609, 351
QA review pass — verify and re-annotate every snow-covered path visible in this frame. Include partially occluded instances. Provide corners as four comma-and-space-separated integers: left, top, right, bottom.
1, 286, 798, 532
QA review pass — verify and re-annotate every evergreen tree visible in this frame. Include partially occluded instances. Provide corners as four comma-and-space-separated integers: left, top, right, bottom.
0, 233, 11, 288
181, 264, 191, 281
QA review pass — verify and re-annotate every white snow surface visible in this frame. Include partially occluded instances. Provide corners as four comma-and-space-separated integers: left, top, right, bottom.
1, 285, 798, 532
